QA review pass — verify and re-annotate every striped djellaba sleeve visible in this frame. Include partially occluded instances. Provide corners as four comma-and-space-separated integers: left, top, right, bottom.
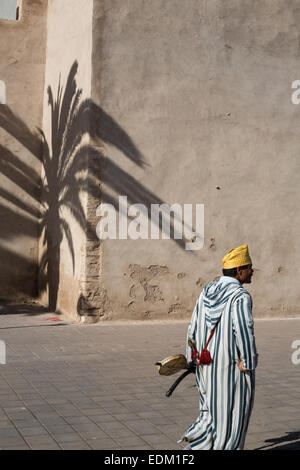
231, 292, 258, 370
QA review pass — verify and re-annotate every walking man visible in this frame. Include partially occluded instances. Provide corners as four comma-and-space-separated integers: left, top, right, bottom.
180, 244, 258, 450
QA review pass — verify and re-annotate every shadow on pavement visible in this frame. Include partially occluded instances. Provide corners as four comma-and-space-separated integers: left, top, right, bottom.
254, 431, 300, 450
0, 304, 49, 316
0, 304, 73, 329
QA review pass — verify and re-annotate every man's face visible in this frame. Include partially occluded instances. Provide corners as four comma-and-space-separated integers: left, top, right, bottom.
237, 264, 253, 284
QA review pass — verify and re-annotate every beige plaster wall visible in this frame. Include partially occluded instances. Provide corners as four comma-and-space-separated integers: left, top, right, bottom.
1, 0, 299, 320
0, 0, 47, 301
91, 0, 300, 320
40, 0, 94, 319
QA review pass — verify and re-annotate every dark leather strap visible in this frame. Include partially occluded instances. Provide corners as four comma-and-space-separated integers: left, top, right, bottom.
204, 323, 217, 350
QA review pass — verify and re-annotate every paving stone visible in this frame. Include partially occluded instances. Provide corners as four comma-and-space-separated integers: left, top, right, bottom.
42, 398, 68, 405
25, 435, 60, 447
125, 420, 159, 436
2, 402, 27, 410
0, 435, 28, 447
142, 433, 175, 445
0, 428, 22, 438
30, 443, 61, 450
0, 421, 13, 429
105, 426, 136, 439
71, 422, 103, 433
46, 424, 76, 435
86, 438, 120, 450
37, 415, 68, 426
18, 427, 49, 437
53, 433, 86, 444
0, 312, 299, 450
78, 430, 110, 440
89, 413, 117, 424
64, 415, 94, 425
121, 444, 152, 450
152, 443, 182, 450
2, 444, 31, 450
115, 435, 148, 447
154, 424, 178, 437
148, 416, 177, 426
78, 408, 102, 416
12, 418, 43, 429
60, 441, 91, 450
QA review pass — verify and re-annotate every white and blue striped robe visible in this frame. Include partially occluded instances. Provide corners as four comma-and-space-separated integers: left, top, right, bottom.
180, 276, 258, 450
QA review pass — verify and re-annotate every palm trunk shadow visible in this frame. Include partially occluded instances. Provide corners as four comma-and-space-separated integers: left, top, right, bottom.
0, 59, 192, 315
47, 242, 61, 312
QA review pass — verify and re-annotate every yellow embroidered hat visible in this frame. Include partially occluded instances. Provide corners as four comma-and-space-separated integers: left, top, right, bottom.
222, 244, 252, 269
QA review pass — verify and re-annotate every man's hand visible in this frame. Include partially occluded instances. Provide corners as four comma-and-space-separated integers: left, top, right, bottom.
236, 360, 250, 375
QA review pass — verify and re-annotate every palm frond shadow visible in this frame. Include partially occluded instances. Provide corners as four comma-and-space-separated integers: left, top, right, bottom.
0, 60, 191, 313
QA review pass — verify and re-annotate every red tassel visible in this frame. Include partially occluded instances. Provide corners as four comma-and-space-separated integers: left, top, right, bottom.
199, 348, 213, 365
192, 348, 213, 365
191, 324, 217, 366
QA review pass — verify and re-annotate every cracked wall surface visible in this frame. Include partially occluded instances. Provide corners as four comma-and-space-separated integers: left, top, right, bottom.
90, 0, 300, 320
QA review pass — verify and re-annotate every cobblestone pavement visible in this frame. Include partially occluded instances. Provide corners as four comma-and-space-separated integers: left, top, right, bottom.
0, 306, 299, 450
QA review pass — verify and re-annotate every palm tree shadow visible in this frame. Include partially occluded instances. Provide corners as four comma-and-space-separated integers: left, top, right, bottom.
38, 61, 155, 311
254, 431, 300, 450
0, 60, 193, 314
39, 62, 97, 310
